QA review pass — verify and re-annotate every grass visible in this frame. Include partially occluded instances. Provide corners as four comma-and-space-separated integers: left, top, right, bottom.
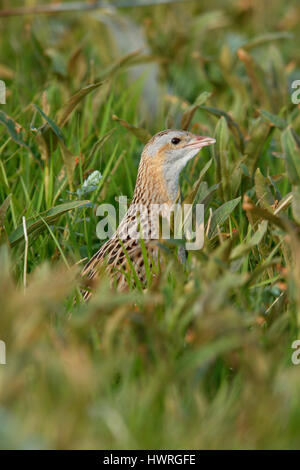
1, 0, 300, 449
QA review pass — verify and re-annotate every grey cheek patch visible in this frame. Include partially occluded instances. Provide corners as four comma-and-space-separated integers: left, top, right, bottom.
146, 131, 189, 158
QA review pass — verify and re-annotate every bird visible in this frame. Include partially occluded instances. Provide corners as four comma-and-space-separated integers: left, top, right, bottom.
81, 129, 215, 300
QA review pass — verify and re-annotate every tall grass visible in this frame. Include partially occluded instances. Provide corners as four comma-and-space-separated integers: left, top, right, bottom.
0, 0, 300, 449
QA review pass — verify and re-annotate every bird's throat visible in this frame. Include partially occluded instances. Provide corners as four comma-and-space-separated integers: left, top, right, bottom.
133, 158, 180, 205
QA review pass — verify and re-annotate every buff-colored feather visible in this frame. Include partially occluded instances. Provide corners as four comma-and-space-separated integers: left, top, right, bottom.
81, 129, 215, 299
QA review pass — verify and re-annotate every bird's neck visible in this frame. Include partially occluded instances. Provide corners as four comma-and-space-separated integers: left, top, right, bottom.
132, 157, 179, 206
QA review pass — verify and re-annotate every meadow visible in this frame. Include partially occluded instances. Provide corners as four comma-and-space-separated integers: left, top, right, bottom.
0, 0, 300, 449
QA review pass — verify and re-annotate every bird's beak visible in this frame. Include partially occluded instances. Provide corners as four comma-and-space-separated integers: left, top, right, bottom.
185, 135, 216, 150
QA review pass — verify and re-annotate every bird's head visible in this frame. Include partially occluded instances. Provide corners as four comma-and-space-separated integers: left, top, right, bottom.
140, 129, 215, 201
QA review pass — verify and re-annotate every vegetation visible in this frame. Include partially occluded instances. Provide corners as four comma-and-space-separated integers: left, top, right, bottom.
1, 0, 300, 449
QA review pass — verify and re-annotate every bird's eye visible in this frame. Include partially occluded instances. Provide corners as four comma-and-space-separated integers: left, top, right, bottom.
171, 137, 181, 145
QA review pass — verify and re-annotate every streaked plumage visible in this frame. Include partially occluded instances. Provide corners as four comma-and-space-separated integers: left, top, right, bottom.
81, 129, 215, 299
